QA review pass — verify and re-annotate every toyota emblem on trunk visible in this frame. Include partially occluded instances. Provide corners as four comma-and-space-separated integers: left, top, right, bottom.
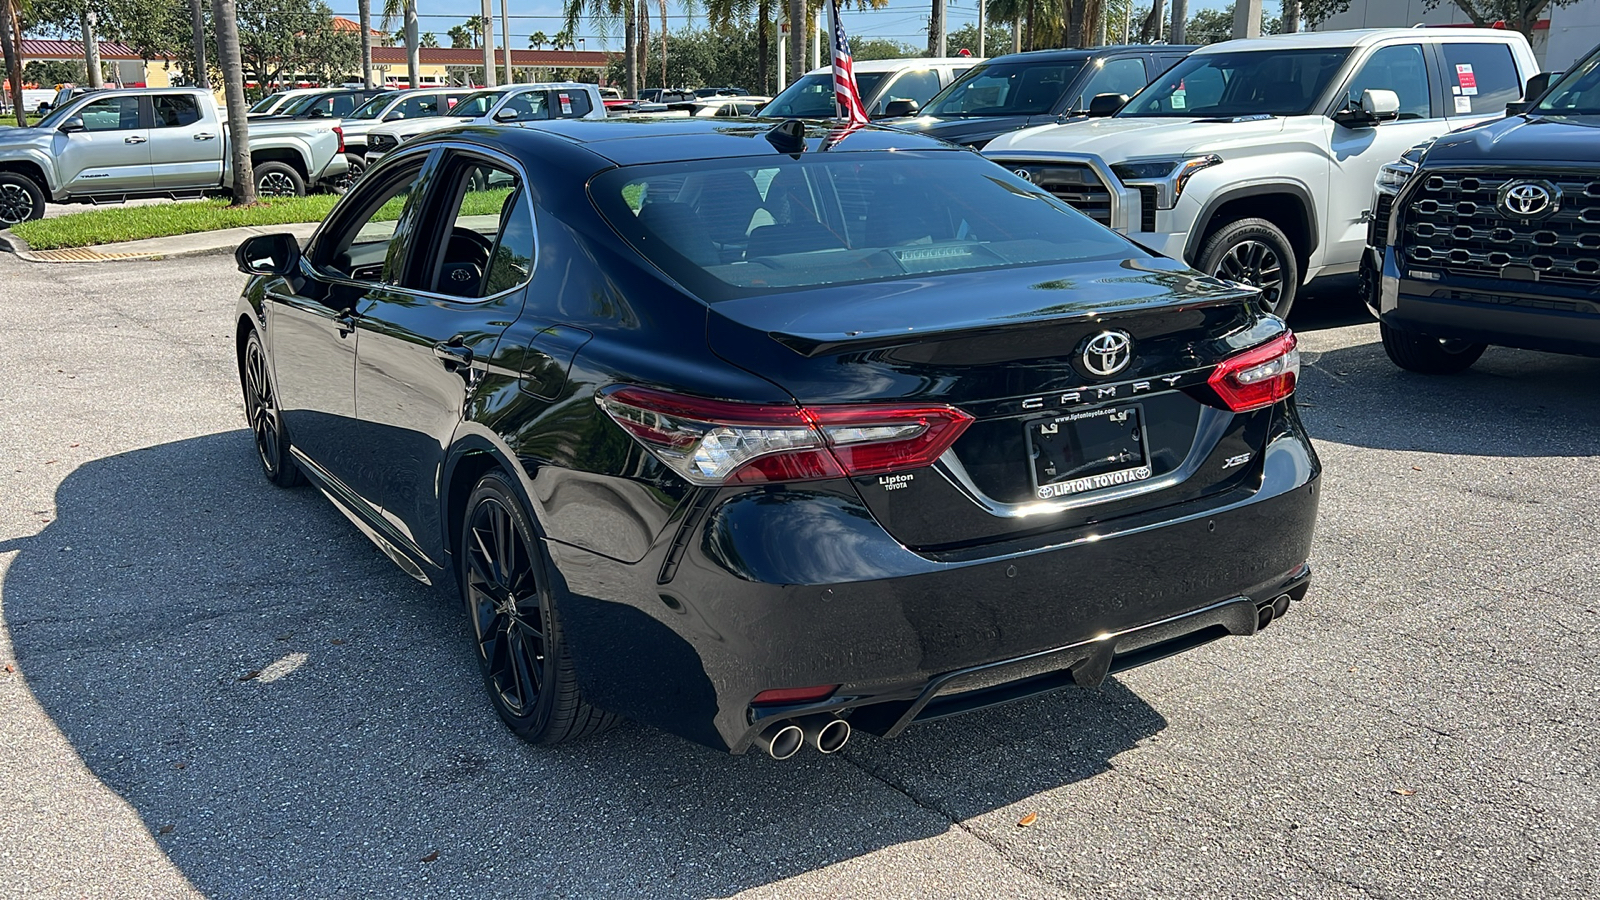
1081, 331, 1133, 377
1498, 181, 1560, 219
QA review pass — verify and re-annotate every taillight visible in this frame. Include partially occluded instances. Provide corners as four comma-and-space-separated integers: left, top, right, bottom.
597, 386, 973, 486
1207, 332, 1299, 412
333, 125, 345, 153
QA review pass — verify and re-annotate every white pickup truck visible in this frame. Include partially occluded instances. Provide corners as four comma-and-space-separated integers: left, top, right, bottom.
985, 28, 1540, 317
0, 87, 348, 226
363, 82, 606, 162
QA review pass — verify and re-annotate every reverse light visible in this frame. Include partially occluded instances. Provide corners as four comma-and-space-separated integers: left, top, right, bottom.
597, 386, 974, 486
1207, 332, 1300, 412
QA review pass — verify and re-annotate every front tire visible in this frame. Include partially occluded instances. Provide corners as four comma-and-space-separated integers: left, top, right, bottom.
1380, 322, 1486, 374
460, 472, 617, 745
253, 161, 305, 199
0, 172, 46, 226
241, 330, 305, 487
1199, 217, 1301, 319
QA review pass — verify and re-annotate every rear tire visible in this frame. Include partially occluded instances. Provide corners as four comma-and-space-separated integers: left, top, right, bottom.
335, 152, 366, 193
460, 472, 617, 745
253, 161, 305, 199
1380, 322, 1487, 374
1198, 217, 1300, 319
0, 172, 46, 226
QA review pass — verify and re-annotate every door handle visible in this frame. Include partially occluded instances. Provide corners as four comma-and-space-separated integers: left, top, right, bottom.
124, 135, 146, 144
432, 335, 474, 371
335, 308, 359, 338
193, 132, 216, 141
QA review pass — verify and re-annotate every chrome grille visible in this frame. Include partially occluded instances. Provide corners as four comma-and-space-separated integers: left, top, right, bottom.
1009, 162, 1114, 226
1400, 171, 1600, 287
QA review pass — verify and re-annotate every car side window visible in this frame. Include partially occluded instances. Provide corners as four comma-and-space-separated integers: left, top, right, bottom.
76, 96, 141, 131
501, 92, 550, 121
1076, 57, 1148, 111
331, 94, 358, 117
316, 159, 427, 283
876, 69, 943, 113
1441, 43, 1522, 115
554, 89, 592, 118
408, 158, 531, 299
391, 94, 437, 118
1346, 44, 1432, 120
152, 95, 202, 128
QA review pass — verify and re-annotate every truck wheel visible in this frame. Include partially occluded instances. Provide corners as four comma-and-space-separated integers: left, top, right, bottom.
253, 162, 305, 199
335, 152, 366, 193
0, 173, 46, 226
460, 471, 618, 746
1380, 322, 1486, 374
1198, 218, 1300, 319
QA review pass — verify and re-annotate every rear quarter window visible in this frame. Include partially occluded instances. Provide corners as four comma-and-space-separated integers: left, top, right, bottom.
1441, 43, 1522, 115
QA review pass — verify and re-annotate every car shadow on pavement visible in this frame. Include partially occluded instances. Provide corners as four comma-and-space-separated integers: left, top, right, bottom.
1298, 336, 1600, 458
2, 431, 1168, 898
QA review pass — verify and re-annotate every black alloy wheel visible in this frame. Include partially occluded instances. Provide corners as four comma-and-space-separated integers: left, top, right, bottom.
460, 472, 616, 745
1199, 217, 1301, 319
242, 331, 304, 487
335, 152, 366, 194
0, 173, 45, 226
1380, 322, 1487, 374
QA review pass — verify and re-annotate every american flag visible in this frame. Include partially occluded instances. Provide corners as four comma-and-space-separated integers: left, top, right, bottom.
829, 0, 869, 127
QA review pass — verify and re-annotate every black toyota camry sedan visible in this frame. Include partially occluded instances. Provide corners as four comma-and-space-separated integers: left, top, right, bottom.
233, 118, 1319, 758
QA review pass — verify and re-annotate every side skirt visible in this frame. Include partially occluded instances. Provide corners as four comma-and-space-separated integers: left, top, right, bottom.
287, 446, 435, 586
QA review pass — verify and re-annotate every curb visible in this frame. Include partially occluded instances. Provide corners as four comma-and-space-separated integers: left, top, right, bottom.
0, 228, 245, 263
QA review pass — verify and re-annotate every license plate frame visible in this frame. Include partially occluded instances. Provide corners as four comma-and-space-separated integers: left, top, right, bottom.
1026, 405, 1152, 501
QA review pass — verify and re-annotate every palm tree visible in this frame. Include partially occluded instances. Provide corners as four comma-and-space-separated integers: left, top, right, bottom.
0, 0, 25, 127
563, 0, 634, 97
382, 0, 421, 88
359, 0, 374, 87
528, 30, 548, 49
212, 0, 255, 205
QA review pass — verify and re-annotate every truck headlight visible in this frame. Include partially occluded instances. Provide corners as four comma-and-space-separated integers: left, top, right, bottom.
1375, 139, 1436, 196
1110, 155, 1222, 209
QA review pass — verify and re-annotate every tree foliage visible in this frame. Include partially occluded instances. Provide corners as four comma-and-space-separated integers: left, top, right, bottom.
234, 0, 359, 87
1421, 0, 1572, 39
1184, 1, 1281, 43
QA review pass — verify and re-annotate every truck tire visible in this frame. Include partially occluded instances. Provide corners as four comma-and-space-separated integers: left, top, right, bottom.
335, 152, 367, 193
1198, 217, 1300, 319
1380, 323, 1486, 374
0, 172, 46, 226
253, 162, 305, 199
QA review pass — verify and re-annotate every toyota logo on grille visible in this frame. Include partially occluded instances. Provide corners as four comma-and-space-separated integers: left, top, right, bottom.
1081, 331, 1133, 377
1498, 181, 1560, 219
1013, 168, 1033, 183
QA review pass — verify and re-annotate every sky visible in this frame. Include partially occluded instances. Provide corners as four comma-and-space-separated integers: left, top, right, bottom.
331, 0, 1236, 55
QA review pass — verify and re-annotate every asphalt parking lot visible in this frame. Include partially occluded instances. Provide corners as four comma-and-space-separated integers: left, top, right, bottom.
1, 252, 1596, 899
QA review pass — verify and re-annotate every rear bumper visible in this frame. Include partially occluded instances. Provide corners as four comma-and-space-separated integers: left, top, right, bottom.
1379, 248, 1600, 357
547, 410, 1321, 754
315, 153, 349, 183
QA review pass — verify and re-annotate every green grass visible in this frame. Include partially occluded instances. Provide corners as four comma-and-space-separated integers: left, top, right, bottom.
12, 196, 342, 250
10, 186, 517, 250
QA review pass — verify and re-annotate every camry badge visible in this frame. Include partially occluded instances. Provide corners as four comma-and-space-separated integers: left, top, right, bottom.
1498, 181, 1559, 219
1081, 331, 1134, 377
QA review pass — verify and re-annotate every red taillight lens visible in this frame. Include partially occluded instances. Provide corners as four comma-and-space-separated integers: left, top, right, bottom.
752, 685, 839, 705
333, 125, 345, 153
1207, 332, 1300, 412
597, 386, 973, 486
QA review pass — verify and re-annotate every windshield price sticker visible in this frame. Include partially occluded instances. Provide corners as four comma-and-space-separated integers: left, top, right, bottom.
1456, 64, 1478, 96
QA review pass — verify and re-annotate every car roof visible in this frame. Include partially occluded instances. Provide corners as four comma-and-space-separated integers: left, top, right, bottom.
1195, 26, 1526, 54
802, 56, 980, 76
428, 118, 961, 168
977, 44, 1199, 65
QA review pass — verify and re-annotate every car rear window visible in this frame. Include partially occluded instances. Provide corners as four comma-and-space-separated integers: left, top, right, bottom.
590, 150, 1135, 301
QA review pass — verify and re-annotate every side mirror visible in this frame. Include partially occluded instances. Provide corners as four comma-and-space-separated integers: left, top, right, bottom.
1523, 71, 1558, 102
1087, 92, 1129, 117
58, 117, 85, 134
883, 99, 919, 118
492, 107, 520, 122
384, 111, 403, 121
235, 233, 302, 277
1362, 89, 1401, 122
